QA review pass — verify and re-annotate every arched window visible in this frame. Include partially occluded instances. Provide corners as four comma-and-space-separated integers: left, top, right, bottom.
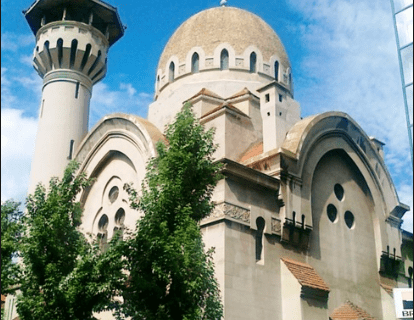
57, 38, 63, 68
220, 49, 229, 70
250, 52, 257, 73
274, 61, 279, 81
156, 75, 160, 91
70, 39, 78, 69
97, 214, 109, 252
256, 217, 265, 262
169, 62, 175, 82
191, 52, 199, 73
113, 208, 126, 240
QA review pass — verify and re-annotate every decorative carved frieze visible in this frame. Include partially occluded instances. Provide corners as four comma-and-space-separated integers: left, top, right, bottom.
271, 218, 282, 235
203, 202, 250, 224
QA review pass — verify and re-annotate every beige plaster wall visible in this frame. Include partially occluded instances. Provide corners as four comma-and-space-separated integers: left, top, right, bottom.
308, 149, 383, 319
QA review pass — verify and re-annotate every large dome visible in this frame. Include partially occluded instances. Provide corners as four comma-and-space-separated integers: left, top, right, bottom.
157, 6, 290, 72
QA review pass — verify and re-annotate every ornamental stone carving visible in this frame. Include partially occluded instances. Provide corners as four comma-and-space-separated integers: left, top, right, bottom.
203, 202, 251, 224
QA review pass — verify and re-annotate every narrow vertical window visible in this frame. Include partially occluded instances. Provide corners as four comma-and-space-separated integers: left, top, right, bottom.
256, 217, 265, 262
75, 82, 80, 99
88, 50, 101, 75
44, 41, 52, 69
70, 39, 78, 69
301, 214, 306, 229
250, 52, 257, 73
40, 99, 45, 118
169, 62, 175, 82
80, 44, 92, 71
191, 52, 199, 73
220, 49, 229, 70
274, 61, 279, 81
156, 75, 160, 91
57, 38, 63, 68
68, 139, 74, 160
408, 267, 413, 288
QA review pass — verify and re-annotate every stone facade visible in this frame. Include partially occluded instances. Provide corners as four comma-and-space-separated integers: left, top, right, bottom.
17, 1, 413, 320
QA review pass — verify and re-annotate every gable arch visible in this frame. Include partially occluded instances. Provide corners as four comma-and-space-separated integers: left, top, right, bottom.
74, 114, 165, 237
281, 112, 406, 269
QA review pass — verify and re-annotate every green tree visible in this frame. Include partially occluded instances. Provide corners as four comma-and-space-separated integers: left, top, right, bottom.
16, 161, 125, 320
121, 104, 223, 319
1, 200, 23, 295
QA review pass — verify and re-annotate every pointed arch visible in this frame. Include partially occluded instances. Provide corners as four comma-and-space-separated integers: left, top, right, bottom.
220, 49, 229, 70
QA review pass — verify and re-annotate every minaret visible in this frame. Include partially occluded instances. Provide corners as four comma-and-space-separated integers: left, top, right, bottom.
24, 0, 124, 193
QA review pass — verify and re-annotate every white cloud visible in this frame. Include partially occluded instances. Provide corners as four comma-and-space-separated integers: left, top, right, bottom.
1, 32, 34, 52
1, 108, 37, 203
89, 81, 152, 127
289, 0, 413, 231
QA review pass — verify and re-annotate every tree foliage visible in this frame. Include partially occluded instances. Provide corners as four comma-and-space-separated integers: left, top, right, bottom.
121, 103, 223, 319
1, 200, 23, 295
16, 161, 125, 320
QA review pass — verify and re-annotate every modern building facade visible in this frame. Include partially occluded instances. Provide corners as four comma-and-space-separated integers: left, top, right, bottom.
10, 0, 413, 319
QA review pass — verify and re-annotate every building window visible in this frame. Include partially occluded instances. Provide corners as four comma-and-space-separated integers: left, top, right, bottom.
250, 52, 257, 73
344, 211, 355, 229
327, 204, 338, 223
67, 139, 74, 160
408, 266, 413, 288
220, 49, 229, 70
70, 39, 78, 69
169, 62, 175, 82
191, 52, 199, 73
265, 93, 270, 102
334, 184, 344, 201
57, 38, 63, 68
97, 214, 109, 251
279, 94, 283, 102
113, 208, 126, 240
274, 61, 279, 81
256, 217, 265, 262
156, 75, 160, 91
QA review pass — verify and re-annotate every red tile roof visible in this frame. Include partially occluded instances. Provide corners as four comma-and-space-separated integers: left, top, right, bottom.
227, 87, 259, 100
240, 142, 263, 162
281, 257, 330, 292
187, 88, 223, 101
201, 102, 246, 119
330, 300, 377, 320
380, 283, 394, 296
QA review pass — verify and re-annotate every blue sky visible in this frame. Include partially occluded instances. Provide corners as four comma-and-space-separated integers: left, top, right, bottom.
1, 0, 413, 231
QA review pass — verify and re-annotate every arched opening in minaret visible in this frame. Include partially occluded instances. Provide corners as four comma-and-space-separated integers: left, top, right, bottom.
274, 61, 279, 81
80, 44, 92, 71
156, 75, 160, 91
57, 38, 63, 68
88, 50, 102, 76
169, 62, 175, 82
220, 49, 229, 70
250, 52, 257, 73
191, 52, 199, 73
70, 39, 78, 69
44, 40, 52, 70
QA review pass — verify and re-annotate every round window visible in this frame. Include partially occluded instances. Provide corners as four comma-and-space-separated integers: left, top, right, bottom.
98, 214, 109, 231
108, 186, 119, 203
334, 184, 344, 201
327, 204, 338, 223
115, 208, 126, 225
344, 211, 355, 229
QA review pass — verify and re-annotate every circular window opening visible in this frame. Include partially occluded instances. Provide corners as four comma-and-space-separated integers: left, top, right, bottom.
344, 211, 355, 229
327, 204, 338, 223
115, 208, 126, 225
98, 214, 109, 231
108, 186, 119, 203
334, 184, 344, 201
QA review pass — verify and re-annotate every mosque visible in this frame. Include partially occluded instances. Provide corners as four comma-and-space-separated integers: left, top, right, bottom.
6, 0, 413, 319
